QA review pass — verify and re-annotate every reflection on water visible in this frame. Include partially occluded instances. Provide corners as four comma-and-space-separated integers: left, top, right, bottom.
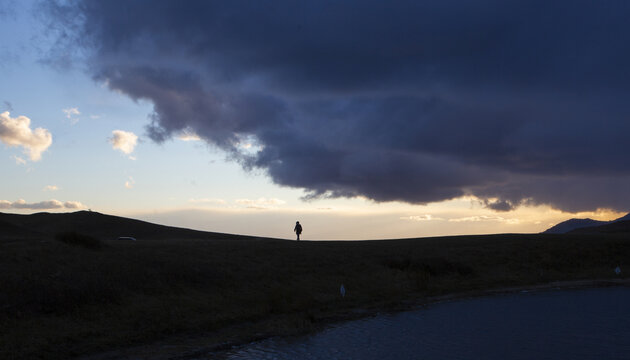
209, 287, 630, 360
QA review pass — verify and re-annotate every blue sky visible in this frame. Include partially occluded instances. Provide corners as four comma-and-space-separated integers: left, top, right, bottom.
1, 1, 627, 239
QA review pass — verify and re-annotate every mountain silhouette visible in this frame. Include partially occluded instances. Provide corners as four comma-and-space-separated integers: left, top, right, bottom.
543, 218, 609, 234
569, 220, 630, 234
543, 212, 630, 234
0, 210, 254, 241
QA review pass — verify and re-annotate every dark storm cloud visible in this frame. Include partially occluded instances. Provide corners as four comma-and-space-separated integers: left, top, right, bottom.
44, 0, 630, 212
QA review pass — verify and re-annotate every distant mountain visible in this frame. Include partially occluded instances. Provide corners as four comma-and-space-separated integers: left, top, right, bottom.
569, 220, 630, 234
543, 212, 630, 234
0, 210, 255, 241
543, 218, 609, 234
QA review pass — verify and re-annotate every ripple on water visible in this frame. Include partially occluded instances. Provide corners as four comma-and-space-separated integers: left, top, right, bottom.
211, 287, 630, 360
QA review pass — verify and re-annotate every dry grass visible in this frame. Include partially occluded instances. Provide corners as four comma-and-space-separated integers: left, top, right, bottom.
0, 233, 628, 359
54, 232, 105, 250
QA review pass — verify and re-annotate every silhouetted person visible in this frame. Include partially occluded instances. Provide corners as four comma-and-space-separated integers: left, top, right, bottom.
294, 221, 302, 241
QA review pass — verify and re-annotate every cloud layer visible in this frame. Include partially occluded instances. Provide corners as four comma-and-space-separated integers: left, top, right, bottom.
0, 199, 84, 210
44, 1, 630, 212
0, 111, 52, 161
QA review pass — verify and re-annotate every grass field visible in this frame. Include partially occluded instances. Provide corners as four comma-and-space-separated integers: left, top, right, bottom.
1, 231, 629, 359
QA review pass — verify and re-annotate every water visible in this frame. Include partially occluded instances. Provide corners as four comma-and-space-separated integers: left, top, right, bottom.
210, 287, 630, 360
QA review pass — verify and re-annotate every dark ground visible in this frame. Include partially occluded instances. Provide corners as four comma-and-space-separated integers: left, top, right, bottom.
0, 212, 629, 359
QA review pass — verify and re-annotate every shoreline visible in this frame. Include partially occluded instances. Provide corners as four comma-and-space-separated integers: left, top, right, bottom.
81, 277, 630, 360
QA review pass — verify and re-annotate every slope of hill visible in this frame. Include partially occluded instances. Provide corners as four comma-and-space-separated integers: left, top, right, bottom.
543, 211, 630, 234
0, 218, 44, 239
542, 218, 609, 234
570, 220, 630, 234
0, 211, 252, 240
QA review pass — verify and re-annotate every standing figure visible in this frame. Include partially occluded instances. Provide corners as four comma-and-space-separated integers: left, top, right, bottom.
294, 221, 303, 241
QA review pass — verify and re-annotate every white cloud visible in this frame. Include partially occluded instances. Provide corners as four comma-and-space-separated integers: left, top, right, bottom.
62, 107, 80, 124
400, 214, 444, 221
109, 130, 138, 156
64, 201, 83, 209
12, 199, 63, 209
12, 155, 26, 165
125, 176, 135, 189
0, 111, 53, 161
0, 199, 85, 210
235, 197, 286, 209
188, 198, 227, 205
448, 215, 520, 224
43, 185, 59, 191
177, 131, 201, 142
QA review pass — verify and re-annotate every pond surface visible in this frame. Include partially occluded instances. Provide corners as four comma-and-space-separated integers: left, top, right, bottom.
211, 287, 630, 360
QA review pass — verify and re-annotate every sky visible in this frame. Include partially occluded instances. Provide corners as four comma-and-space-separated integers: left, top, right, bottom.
1, 0, 628, 240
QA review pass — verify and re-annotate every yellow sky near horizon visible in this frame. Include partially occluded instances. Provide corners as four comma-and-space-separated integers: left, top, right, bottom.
121, 196, 626, 240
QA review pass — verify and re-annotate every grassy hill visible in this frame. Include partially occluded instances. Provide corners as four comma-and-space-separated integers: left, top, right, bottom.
0, 218, 44, 238
0, 210, 255, 241
0, 211, 629, 359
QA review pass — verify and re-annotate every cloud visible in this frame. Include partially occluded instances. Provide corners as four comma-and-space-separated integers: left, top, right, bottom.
177, 131, 201, 142
43, 185, 59, 191
11, 199, 63, 209
125, 176, 135, 189
479, 198, 533, 212
62, 107, 79, 118
109, 130, 138, 156
0, 199, 85, 210
0, 111, 52, 161
12, 155, 26, 165
235, 198, 286, 209
483, 200, 517, 212
235, 198, 286, 206
43, 1, 630, 213
63, 201, 83, 209
400, 215, 444, 222
188, 198, 226, 205
62, 107, 80, 124
449, 215, 520, 225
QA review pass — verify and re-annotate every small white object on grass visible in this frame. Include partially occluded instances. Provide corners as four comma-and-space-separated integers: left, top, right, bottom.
615, 266, 621, 275
340, 284, 346, 298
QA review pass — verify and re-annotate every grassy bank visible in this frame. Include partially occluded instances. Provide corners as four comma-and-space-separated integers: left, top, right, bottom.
1, 233, 629, 359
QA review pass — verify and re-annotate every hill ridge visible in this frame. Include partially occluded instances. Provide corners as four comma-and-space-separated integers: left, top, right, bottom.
569, 219, 630, 234
543, 212, 630, 234
0, 210, 255, 241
